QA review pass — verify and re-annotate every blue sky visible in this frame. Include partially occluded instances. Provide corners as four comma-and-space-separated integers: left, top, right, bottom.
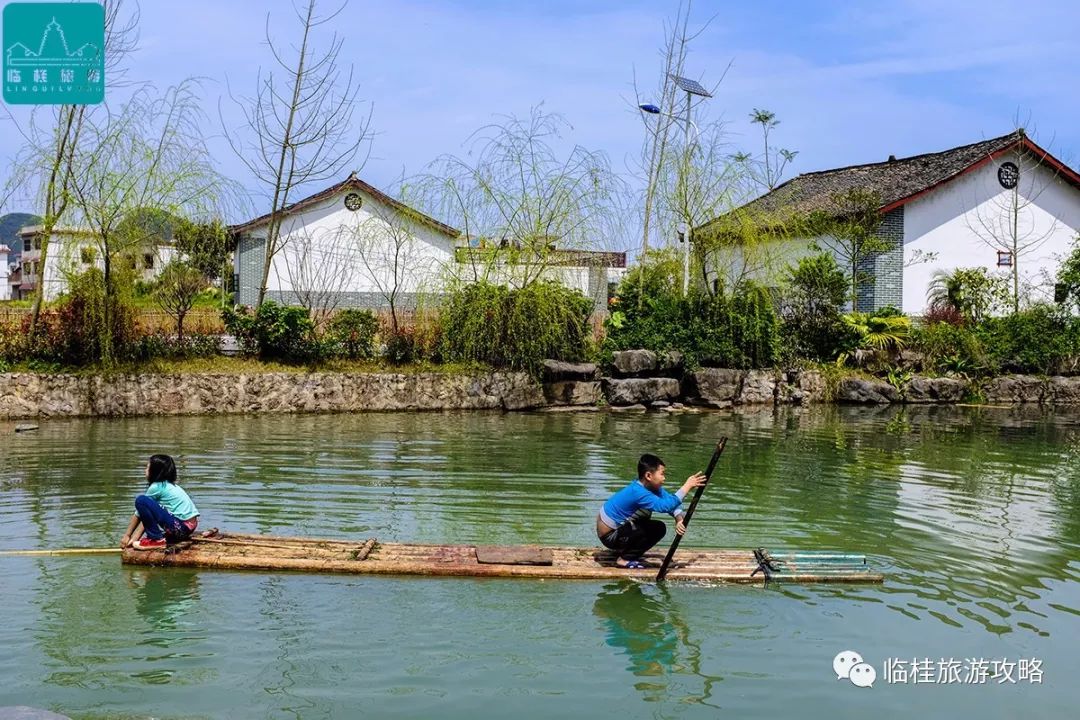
2, 0, 1079, 243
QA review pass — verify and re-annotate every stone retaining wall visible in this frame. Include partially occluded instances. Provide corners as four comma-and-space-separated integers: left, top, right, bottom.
0, 371, 545, 419
4, 366, 1080, 420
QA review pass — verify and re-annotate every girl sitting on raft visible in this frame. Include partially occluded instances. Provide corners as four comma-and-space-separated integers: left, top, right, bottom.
120, 454, 200, 551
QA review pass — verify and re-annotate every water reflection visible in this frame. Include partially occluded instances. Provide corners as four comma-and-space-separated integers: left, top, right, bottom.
5, 406, 1080, 717
127, 568, 202, 638
593, 581, 720, 708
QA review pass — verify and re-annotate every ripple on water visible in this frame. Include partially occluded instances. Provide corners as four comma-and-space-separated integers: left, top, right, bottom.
1, 407, 1079, 717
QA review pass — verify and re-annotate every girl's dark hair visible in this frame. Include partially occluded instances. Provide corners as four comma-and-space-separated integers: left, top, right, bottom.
148, 454, 177, 484
637, 453, 665, 479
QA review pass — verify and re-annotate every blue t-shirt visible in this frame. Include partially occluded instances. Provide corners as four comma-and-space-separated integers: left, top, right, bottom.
146, 481, 199, 520
599, 480, 685, 529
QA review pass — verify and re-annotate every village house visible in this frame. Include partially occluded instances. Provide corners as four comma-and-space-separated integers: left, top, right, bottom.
230, 174, 625, 312
10, 225, 177, 301
699, 130, 1080, 313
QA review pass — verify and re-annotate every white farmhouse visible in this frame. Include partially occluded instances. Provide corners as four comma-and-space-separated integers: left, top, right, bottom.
231, 174, 625, 311
699, 131, 1080, 313
12, 225, 177, 301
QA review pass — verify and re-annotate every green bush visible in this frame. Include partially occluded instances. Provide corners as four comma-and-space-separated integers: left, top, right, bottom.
779, 253, 849, 362
605, 274, 780, 369
327, 309, 379, 360
222, 301, 320, 362
927, 267, 1010, 324
134, 331, 221, 361
383, 326, 417, 365
976, 304, 1080, 375
441, 280, 593, 374
1057, 235, 1080, 315
46, 267, 139, 365
912, 321, 988, 376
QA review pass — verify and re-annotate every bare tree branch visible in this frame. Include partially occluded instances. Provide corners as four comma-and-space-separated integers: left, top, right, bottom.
220, 0, 372, 307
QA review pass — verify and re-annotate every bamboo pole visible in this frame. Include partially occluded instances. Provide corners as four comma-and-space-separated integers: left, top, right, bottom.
656, 438, 728, 582
0, 548, 122, 557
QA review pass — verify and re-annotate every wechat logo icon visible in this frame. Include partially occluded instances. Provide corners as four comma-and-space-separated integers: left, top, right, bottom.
834, 650, 876, 688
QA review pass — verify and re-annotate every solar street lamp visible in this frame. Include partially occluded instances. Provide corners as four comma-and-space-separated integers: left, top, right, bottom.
639, 74, 712, 296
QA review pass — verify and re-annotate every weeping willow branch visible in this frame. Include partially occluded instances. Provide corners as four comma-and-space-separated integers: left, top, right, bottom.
420, 107, 624, 292
69, 80, 239, 364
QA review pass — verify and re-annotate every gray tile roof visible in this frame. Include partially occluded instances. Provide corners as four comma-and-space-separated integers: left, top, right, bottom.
700, 130, 1080, 231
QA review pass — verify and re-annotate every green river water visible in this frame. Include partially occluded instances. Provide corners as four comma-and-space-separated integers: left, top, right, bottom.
1, 405, 1078, 719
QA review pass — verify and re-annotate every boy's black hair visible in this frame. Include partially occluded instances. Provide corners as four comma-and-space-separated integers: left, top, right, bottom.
148, 454, 177, 484
637, 453, 665, 479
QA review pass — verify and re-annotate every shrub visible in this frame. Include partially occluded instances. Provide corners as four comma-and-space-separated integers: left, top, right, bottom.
34, 267, 140, 365
0, 319, 28, 363
605, 275, 780, 369
441, 281, 592, 374
327, 309, 378, 360
222, 302, 320, 362
779, 253, 849, 362
976, 304, 1080, 375
1057, 235, 1080, 315
912, 321, 988, 376
133, 331, 221, 361
384, 326, 417, 365
926, 267, 1009, 324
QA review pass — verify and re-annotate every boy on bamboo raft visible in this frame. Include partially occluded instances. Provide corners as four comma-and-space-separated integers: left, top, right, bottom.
596, 454, 707, 569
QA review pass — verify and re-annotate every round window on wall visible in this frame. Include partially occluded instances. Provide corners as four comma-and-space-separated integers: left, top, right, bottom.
344, 192, 363, 211
997, 162, 1019, 189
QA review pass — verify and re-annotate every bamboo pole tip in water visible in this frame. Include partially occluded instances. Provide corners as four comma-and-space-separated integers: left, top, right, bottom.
14, 424, 40, 432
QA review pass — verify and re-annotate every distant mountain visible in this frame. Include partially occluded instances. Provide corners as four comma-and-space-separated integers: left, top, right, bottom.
0, 213, 41, 261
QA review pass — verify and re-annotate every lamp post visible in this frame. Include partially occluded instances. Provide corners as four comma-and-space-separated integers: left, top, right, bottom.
639, 75, 711, 296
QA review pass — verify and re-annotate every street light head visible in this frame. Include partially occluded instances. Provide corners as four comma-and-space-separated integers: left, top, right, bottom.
638, 104, 661, 115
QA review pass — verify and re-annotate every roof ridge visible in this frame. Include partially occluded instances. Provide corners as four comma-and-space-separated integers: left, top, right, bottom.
230, 174, 461, 238
792, 130, 1021, 180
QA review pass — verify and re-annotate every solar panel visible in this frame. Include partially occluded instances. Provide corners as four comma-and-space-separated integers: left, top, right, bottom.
670, 74, 712, 98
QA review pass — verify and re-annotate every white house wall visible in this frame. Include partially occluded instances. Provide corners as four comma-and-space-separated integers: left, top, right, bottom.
237, 188, 617, 311
35, 234, 176, 301
0, 247, 9, 301
902, 157, 1080, 313
240, 189, 455, 309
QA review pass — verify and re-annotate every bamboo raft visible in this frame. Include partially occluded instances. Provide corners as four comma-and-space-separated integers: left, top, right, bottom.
120, 530, 883, 584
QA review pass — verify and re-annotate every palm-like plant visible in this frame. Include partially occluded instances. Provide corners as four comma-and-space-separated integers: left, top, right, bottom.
925, 268, 1005, 324
927, 269, 962, 313
836, 312, 911, 367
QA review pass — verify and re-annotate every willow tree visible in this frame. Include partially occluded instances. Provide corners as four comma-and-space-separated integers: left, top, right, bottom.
69, 81, 233, 364
421, 108, 623, 292
4, 0, 139, 333
222, 0, 371, 307
805, 188, 890, 308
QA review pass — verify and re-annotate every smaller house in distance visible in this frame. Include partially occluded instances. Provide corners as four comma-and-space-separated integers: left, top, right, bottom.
231, 174, 625, 313
12, 224, 176, 301
699, 130, 1080, 314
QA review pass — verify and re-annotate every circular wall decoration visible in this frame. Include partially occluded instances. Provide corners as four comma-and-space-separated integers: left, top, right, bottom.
344, 192, 363, 211
997, 162, 1019, 189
